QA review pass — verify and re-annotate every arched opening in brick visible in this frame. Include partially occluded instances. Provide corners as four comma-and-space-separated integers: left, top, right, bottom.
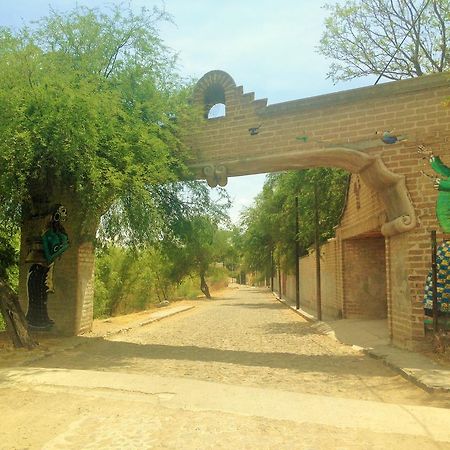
207, 102, 226, 119
26, 264, 54, 330
279, 173, 388, 323
203, 83, 226, 119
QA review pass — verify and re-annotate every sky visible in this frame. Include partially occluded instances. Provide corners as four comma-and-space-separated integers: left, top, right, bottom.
0, 0, 377, 223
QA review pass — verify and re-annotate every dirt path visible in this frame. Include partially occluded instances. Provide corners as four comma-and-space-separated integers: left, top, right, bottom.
1, 286, 450, 449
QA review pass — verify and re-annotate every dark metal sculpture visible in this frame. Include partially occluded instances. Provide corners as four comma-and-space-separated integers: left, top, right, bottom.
25, 205, 69, 330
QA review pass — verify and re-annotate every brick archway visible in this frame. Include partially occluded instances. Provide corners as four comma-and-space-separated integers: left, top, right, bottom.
185, 70, 450, 348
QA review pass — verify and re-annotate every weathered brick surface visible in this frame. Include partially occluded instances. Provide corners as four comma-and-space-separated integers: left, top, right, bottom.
298, 241, 340, 319
342, 237, 387, 319
277, 239, 341, 320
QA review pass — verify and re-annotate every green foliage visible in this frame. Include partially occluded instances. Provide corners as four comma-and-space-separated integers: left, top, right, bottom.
160, 213, 232, 295
94, 245, 171, 317
97, 181, 229, 248
93, 241, 231, 317
0, 4, 197, 237
319, 0, 450, 82
240, 168, 349, 275
239, 183, 278, 277
0, 230, 20, 296
172, 275, 202, 300
173, 265, 229, 300
0, 231, 20, 331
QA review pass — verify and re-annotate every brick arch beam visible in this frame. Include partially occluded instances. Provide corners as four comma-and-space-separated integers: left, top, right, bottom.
190, 147, 414, 237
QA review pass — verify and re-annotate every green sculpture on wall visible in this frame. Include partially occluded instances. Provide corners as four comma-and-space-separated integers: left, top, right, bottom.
42, 206, 69, 265
419, 146, 450, 327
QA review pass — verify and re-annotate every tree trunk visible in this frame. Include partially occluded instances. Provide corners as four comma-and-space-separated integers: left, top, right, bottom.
200, 272, 211, 299
0, 278, 37, 349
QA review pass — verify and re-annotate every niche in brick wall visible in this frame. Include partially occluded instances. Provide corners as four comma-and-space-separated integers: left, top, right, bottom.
343, 235, 387, 319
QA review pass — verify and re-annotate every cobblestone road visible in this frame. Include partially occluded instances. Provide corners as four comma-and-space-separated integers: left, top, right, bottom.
33, 285, 450, 406
2, 285, 450, 449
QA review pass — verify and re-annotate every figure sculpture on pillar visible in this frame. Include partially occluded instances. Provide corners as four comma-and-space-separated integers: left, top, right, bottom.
25, 205, 69, 330
418, 146, 450, 328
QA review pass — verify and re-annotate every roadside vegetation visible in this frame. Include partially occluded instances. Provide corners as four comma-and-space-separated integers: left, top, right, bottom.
237, 169, 349, 284
93, 222, 239, 319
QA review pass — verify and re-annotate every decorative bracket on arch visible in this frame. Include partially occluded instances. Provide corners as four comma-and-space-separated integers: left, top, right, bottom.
358, 156, 416, 237
203, 165, 228, 188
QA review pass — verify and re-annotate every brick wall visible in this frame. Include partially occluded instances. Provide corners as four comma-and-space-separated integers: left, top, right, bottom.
276, 239, 341, 320
297, 239, 341, 319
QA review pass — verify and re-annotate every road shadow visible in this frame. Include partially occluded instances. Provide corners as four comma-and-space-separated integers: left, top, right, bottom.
23, 335, 397, 379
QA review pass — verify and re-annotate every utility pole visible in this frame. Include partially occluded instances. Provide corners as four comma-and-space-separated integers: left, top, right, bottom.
295, 195, 300, 310
270, 249, 274, 292
278, 255, 282, 299
314, 183, 322, 321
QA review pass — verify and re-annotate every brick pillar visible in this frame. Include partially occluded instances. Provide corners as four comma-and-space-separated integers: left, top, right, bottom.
19, 230, 95, 336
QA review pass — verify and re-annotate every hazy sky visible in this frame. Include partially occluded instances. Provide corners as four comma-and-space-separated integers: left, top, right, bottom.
0, 0, 376, 222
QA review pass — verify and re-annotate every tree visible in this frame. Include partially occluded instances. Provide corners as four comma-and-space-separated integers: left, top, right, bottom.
161, 210, 231, 299
240, 169, 349, 277
240, 182, 278, 279
0, 5, 201, 345
0, 232, 36, 347
319, 0, 450, 83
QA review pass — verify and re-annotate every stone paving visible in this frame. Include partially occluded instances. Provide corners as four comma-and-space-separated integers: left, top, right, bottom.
26, 286, 450, 406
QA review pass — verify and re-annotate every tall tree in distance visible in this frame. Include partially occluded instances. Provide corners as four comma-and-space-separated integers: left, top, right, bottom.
240, 169, 349, 280
319, 0, 449, 83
